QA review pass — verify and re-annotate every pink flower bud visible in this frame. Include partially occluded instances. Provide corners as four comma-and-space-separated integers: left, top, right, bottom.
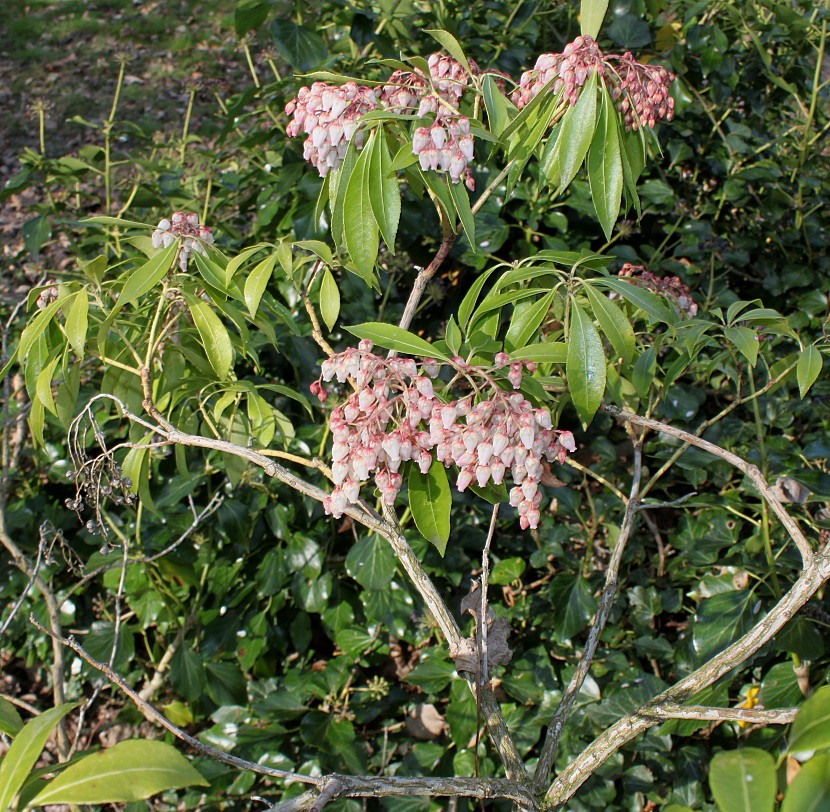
476, 465, 491, 487
457, 467, 474, 492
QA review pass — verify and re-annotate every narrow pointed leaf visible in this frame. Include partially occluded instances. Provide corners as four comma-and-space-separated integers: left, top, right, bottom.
567, 300, 606, 427
582, 283, 635, 364
596, 277, 677, 324
344, 138, 379, 283
28, 739, 207, 804
424, 29, 473, 76
319, 268, 340, 330
588, 86, 623, 240
724, 326, 760, 367
509, 342, 567, 364
449, 179, 476, 248
0, 702, 77, 812
368, 130, 401, 249
409, 462, 451, 555
0, 696, 23, 736
346, 323, 451, 361
64, 290, 89, 357
243, 254, 277, 318
184, 293, 234, 380
505, 291, 555, 350
118, 242, 178, 307
796, 345, 823, 399
547, 71, 598, 194
580, 0, 610, 38
482, 74, 509, 137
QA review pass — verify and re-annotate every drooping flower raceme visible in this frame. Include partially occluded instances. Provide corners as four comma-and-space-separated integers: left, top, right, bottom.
151, 212, 214, 272
617, 263, 698, 318
311, 341, 575, 530
511, 35, 674, 131
284, 82, 380, 177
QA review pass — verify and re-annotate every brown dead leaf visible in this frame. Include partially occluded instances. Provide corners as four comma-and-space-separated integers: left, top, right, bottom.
405, 703, 448, 739
786, 754, 801, 785
452, 582, 513, 677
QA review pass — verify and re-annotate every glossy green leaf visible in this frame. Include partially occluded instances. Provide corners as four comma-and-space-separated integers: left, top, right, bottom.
243, 253, 277, 319
632, 345, 657, 398
505, 291, 555, 351
580, 0, 610, 38
319, 267, 340, 330
35, 356, 60, 416
459, 267, 498, 333
547, 70, 598, 194
550, 574, 597, 639
789, 686, 830, 753
82, 215, 153, 229
0, 697, 23, 736
344, 138, 380, 283
269, 18, 327, 72
28, 739, 207, 804
582, 282, 635, 364
449, 178, 475, 248
63, 289, 89, 357
118, 242, 178, 307
509, 342, 567, 364
294, 239, 334, 266
408, 462, 451, 555
781, 752, 830, 812
724, 325, 760, 367
184, 293, 234, 380
424, 29, 472, 76
709, 748, 776, 812
693, 590, 756, 662
16, 295, 66, 364
368, 130, 401, 249
346, 322, 451, 361
597, 277, 676, 324
482, 74, 509, 137
345, 534, 396, 590
587, 86, 623, 240
0, 702, 77, 812
225, 243, 270, 283
797, 345, 823, 399
567, 300, 606, 427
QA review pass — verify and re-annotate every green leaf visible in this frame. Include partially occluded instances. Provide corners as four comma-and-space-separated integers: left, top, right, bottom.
183, 293, 234, 380
692, 590, 756, 662
631, 345, 656, 398
587, 86, 623, 240
781, 752, 830, 812
789, 685, 830, 753
505, 291, 555, 351
293, 239, 334, 266
424, 29, 473, 76
482, 74, 509, 137
582, 283, 635, 364
118, 242, 178, 308
345, 534, 396, 590
234, 0, 270, 35
28, 739, 207, 804
0, 702, 77, 812
63, 290, 89, 357
344, 137, 380, 283
797, 345, 823, 399
0, 697, 23, 736
709, 749, 776, 812
82, 216, 153, 229
567, 300, 606, 428
549, 574, 597, 639
546, 70, 598, 194
22, 215, 51, 257
459, 267, 498, 333
368, 130, 401, 249
509, 342, 567, 364
35, 356, 60, 416
449, 178, 476, 248
319, 268, 340, 330
16, 295, 66, 364
170, 646, 206, 703
580, 0, 610, 38
597, 277, 676, 324
346, 323, 451, 361
408, 462, 451, 555
724, 326, 760, 367
243, 253, 277, 319
269, 18, 327, 71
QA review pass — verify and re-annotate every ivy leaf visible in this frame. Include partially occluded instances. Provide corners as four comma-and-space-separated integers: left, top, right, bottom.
567, 300, 606, 428
346, 323, 452, 361
409, 462, 451, 555
796, 345, 823, 398
183, 293, 234, 380
709, 749, 776, 812
269, 18, 327, 71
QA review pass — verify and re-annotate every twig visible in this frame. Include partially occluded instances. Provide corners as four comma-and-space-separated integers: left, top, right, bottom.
534, 438, 643, 790
29, 616, 321, 785
636, 492, 697, 510
603, 405, 813, 565
300, 261, 335, 357
397, 228, 456, 333
564, 457, 628, 503
640, 704, 798, 724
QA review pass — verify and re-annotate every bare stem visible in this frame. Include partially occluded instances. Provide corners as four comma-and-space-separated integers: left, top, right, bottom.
397, 227, 456, 333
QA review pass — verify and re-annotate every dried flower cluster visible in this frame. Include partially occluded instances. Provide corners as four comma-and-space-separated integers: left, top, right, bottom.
618, 263, 698, 318
152, 212, 215, 272
284, 82, 380, 177
511, 35, 674, 131
36, 282, 59, 310
311, 341, 575, 529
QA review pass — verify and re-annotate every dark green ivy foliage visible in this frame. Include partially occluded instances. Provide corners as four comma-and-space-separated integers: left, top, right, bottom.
0, 1, 828, 811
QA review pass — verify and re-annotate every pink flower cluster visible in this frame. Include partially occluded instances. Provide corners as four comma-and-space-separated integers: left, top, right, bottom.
512, 35, 606, 108
151, 212, 214, 272
610, 55, 675, 131
284, 82, 380, 177
618, 263, 698, 318
311, 341, 575, 530
511, 35, 674, 131
412, 117, 475, 188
